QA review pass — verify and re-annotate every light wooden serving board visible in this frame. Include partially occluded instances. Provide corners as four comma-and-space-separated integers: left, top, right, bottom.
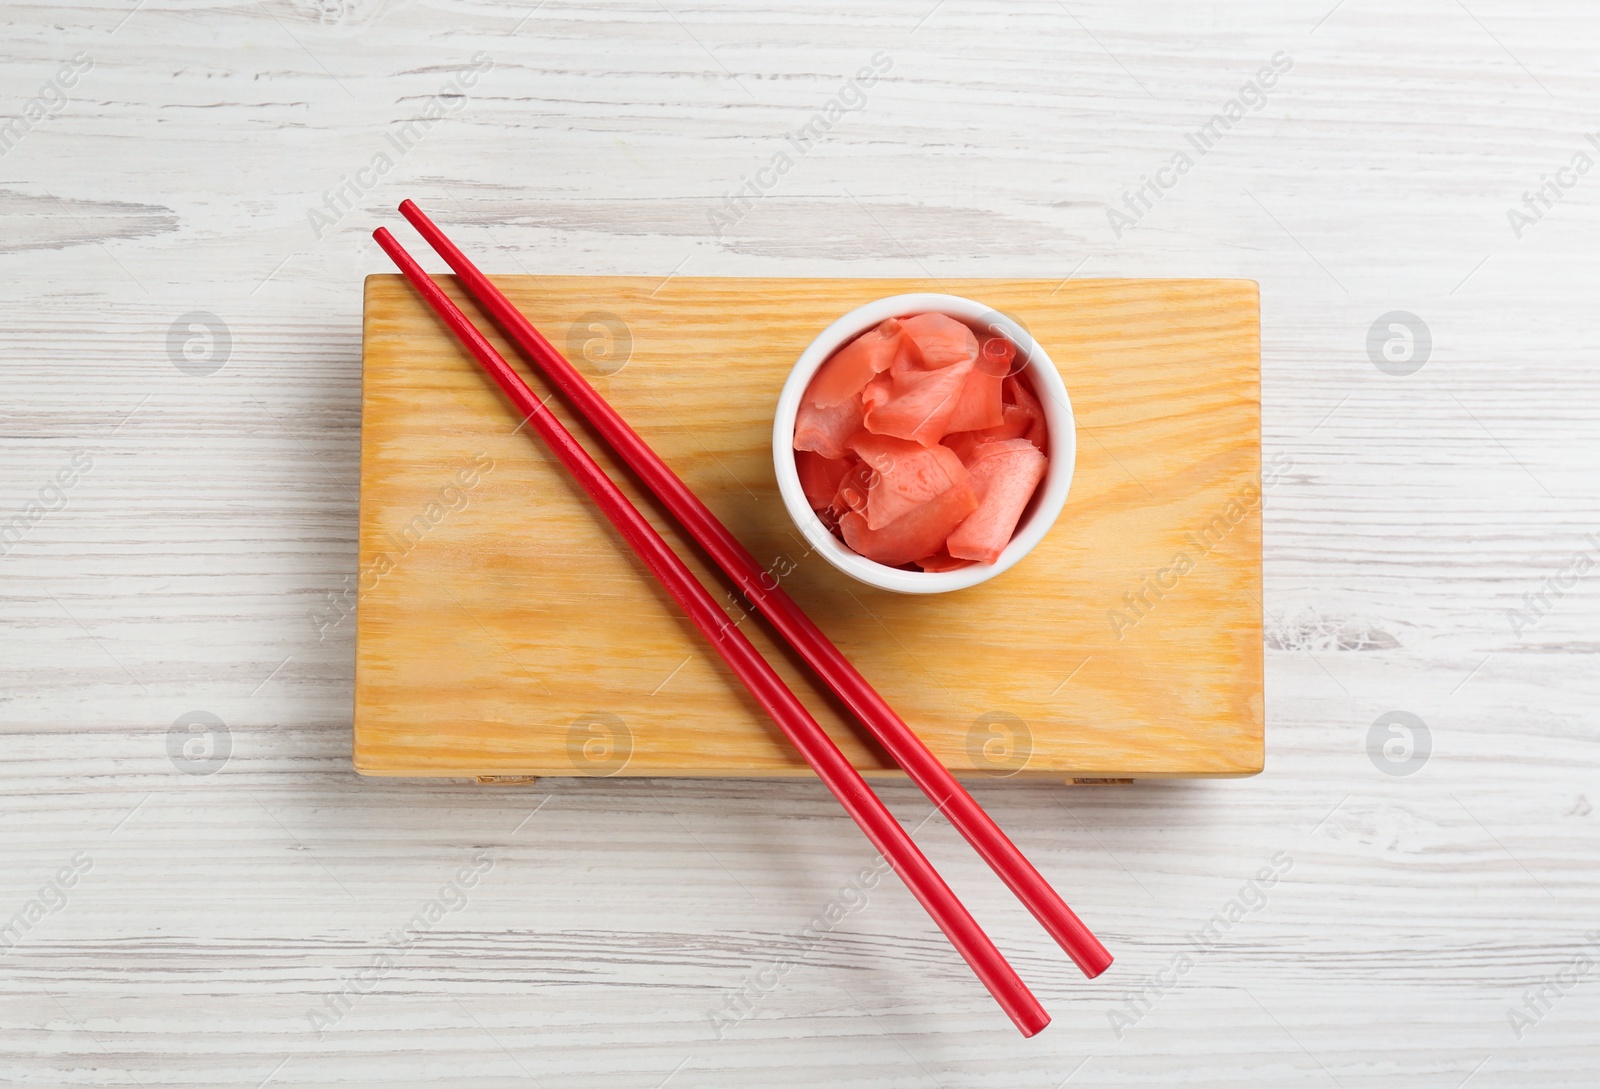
356, 276, 1261, 781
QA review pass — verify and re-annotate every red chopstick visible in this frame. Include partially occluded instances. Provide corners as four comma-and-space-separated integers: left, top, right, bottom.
396, 199, 1113, 981
373, 226, 1050, 1037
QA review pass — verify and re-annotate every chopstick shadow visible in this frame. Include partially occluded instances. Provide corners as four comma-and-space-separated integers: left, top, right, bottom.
436, 302, 886, 770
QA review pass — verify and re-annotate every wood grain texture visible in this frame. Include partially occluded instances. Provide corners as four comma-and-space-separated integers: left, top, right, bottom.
2, 0, 1598, 1085
355, 274, 1262, 779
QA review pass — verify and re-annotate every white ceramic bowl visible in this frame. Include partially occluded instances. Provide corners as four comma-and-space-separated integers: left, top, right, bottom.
772, 293, 1076, 594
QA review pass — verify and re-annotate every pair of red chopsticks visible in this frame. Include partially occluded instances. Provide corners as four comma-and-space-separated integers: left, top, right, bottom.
373, 201, 1111, 1036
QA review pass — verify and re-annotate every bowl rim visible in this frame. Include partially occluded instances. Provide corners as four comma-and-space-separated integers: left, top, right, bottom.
771, 292, 1076, 594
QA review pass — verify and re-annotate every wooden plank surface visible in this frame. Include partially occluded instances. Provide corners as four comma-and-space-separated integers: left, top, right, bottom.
355, 275, 1262, 778
3, 0, 1599, 1085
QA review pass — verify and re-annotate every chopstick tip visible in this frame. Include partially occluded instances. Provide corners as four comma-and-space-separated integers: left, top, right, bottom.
1019, 1011, 1051, 1038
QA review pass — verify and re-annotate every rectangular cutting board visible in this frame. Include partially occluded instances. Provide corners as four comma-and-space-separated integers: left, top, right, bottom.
356, 276, 1262, 780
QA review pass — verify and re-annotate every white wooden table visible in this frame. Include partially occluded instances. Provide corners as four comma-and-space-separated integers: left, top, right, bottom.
3, 1, 1597, 1085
